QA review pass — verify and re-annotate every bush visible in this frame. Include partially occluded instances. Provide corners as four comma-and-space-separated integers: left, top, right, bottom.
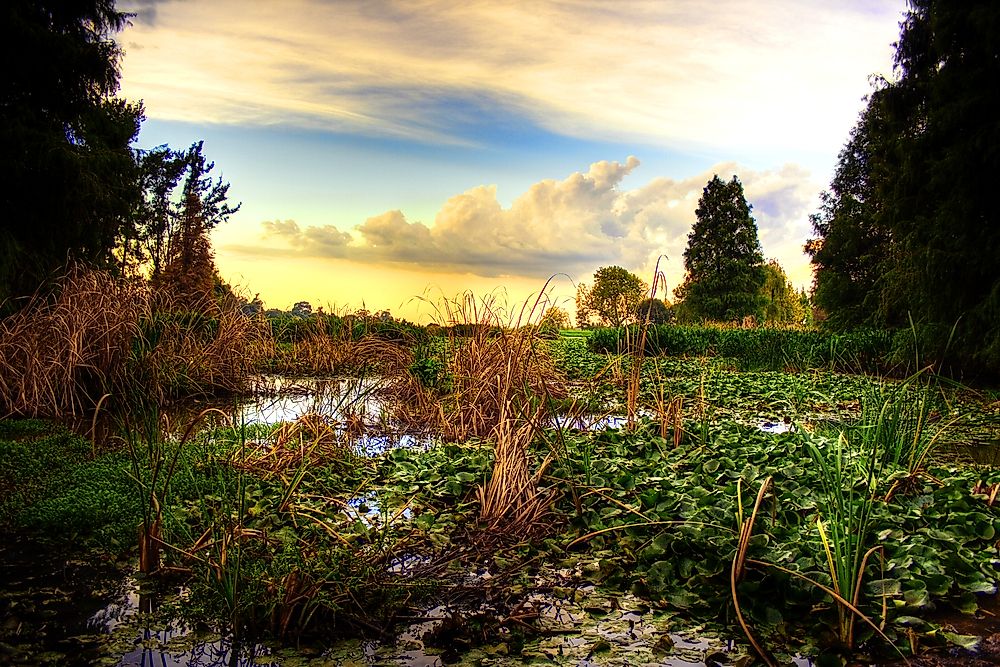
587, 324, 905, 373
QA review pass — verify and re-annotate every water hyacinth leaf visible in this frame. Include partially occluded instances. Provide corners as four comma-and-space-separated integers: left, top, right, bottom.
954, 592, 979, 614
868, 579, 901, 596
903, 586, 930, 609
893, 615, 928, 627
925, 574, 953, 596
941, 632, 981, 651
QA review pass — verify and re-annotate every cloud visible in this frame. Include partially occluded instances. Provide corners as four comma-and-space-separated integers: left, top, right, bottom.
243, 158, 818, 289
119, 0, 176, 26
119, 0, 902, 154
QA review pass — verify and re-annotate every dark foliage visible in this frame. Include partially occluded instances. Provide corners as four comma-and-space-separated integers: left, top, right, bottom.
0, 0, 143, 308
808, 1, 1000, 375
676, 176, 766, 321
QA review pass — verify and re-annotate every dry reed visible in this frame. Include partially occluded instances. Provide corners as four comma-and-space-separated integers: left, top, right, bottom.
235, 413, 357, 478
0, 266, 272, 417
413, 287, 569, 534
0, 266, 146, 417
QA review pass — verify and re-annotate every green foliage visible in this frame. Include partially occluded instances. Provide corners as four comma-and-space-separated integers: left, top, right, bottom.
577, 266, 648, 327
0, 419, 140, 550
587, 324, 903, 373
676, 176, 766, 321
267, 312, 427, 345
550, 420, 1000, 657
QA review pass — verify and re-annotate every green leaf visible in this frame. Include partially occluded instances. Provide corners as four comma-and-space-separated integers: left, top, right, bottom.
941, 632, 980, 651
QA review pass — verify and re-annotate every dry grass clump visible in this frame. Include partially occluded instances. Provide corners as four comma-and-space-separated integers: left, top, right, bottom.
0, 266, 146, 416
0, 267, 272, 417
234, 413, 358, 479
425, 292, 568, 441
476, 405, 556, 531
140, 289, 272, 401
413, 289, 569, 534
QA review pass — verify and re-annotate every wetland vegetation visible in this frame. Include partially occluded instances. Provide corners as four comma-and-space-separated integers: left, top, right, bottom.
3, 1, 1000, 665
2, 293, 1000, 665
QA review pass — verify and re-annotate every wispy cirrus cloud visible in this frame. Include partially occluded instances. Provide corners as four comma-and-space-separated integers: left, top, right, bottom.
242, 157, 817, 288
120, 0, 901, 154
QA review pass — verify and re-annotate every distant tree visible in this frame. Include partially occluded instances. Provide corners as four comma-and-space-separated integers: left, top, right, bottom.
760, 260, 806, 325
290, 301, 312, 318
635, 298, 672, 325
675, 176, 766, 321
580, 266, 647, 327
539, 306, 571, 331
0, 0, 143, 306
575, 283, 593, 328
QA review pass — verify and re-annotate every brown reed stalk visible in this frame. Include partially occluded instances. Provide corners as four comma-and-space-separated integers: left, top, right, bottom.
0, 265, 147, 417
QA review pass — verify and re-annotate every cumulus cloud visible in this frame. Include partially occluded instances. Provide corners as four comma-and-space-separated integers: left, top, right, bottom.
248, 158, 818, 288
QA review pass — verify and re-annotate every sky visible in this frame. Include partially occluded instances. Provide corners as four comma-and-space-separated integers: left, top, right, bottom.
118, 0, 906, 322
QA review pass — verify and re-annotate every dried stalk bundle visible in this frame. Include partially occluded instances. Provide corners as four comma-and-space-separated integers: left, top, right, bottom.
235, 413, 357, 477
476, 409, 555, 532
0, 266, 147, 417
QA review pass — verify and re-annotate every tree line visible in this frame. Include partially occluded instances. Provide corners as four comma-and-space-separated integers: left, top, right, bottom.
575, 175, 809, 329
807, 0, 999, 376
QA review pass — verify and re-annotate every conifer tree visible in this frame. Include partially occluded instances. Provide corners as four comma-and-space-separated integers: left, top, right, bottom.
675, 176, 765, 321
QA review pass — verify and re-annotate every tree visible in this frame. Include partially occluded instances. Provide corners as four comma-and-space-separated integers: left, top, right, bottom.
808, 1, 1000, 372
878, 0, 1000, 367
0, 0, 143, 306
805, 93, 891, 330
539, 306, 571, 331
575, 283, 593, 328
760, 260, 807, 325
151, 143, 240, 309
635, 298, 672, 324
675, 176, 766, 321
578, 266, 647, 327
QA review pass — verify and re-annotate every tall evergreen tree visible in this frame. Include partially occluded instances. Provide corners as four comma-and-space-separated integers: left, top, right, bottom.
0, 0, 143, 306
879, 0, 1000, 367
675, 175, 765, 321
809, 0, 1000, 372
805, 93, 892, 329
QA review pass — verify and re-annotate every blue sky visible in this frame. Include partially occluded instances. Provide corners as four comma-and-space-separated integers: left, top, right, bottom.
119, 0, 905, 319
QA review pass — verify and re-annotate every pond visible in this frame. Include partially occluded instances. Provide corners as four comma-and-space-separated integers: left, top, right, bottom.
2, 376, 816, 667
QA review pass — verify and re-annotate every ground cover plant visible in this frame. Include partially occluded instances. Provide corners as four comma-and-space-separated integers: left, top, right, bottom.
2, 317, 1000, 665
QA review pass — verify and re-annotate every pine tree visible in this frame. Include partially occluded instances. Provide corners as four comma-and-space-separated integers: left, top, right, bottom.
153, 143, 240, 309
675, 176, 766, 321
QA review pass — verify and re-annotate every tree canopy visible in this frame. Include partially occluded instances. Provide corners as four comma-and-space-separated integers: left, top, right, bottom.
807, 0, 1000, 373
0, 0, 143, 306
576, 266, 648, 328
675, 175, 765, 321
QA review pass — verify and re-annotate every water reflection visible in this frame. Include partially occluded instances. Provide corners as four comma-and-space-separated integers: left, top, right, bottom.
236, 375, 436, 455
